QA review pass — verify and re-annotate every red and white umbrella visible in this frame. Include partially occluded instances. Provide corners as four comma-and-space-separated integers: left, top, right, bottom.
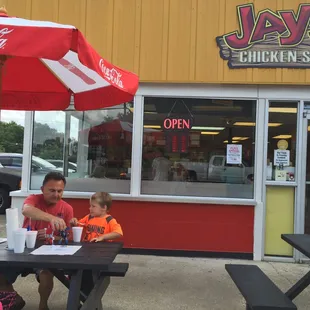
0, 8, 139, 111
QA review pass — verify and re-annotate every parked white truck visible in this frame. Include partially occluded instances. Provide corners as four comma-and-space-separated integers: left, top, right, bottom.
178, 155, 254, 184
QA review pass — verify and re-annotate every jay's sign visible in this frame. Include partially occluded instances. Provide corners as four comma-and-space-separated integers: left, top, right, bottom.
216, 3, 310, 68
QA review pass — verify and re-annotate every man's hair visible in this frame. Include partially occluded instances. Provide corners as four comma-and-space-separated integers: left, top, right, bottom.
42, 171, 66, 186
90, 192, 112, 210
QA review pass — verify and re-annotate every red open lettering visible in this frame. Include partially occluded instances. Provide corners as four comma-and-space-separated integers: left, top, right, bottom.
163, 118, 192, 130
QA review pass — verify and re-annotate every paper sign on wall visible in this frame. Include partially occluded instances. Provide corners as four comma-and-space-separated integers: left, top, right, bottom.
226, 144, 242, 164
274, 150, 290, 166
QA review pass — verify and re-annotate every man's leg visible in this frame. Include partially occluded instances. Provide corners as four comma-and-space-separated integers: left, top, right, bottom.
0, 274, 14, 291
38, 270, 54, 310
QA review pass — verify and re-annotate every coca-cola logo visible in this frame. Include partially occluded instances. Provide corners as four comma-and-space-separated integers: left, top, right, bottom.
99, 59, 124, 89
0, 28, 13, 49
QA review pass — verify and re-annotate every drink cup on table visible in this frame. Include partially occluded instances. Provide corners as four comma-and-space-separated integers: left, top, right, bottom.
13, 230, 26, 254
26, 231, 38, 248
16, 228, 27, 246
72, 227, 83, 242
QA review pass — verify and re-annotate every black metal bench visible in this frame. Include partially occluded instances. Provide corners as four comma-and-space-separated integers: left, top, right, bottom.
100, 263, 128, 277
21, 262, 129, 278
225, 264, 297, 310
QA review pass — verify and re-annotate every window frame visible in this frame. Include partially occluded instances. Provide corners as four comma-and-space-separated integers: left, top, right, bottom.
139, 96, 257, 199
265, 100, 300, 186
20, 84, 267, 206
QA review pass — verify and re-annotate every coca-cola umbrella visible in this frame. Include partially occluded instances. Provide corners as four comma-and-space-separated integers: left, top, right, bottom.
0, 7, 139, 111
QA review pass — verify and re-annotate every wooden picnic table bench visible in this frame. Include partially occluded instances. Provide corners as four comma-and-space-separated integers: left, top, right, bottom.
225, 264, 297, 310
281, 234, 310, 301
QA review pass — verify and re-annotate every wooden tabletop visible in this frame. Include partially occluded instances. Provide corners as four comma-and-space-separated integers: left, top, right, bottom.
281, 234, 310, 258
0, 242, 123, 270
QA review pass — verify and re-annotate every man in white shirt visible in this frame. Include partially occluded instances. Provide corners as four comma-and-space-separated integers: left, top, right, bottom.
152, 149, 171, 181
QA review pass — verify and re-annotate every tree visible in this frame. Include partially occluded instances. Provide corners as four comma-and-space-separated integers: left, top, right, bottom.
0, 121, 24, 153
33, 122, 63, 145
0, 120, 66, 161
32, 123, 64, 160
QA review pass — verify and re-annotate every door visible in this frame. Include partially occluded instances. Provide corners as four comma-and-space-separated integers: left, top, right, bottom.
305, 119, 310, 234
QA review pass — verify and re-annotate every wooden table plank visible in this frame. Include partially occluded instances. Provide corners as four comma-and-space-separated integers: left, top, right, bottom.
0, 242, 123, 270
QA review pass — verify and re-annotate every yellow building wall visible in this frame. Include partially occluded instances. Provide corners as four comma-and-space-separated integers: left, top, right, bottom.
3, 0, 310, 84
265, 186, 295, 257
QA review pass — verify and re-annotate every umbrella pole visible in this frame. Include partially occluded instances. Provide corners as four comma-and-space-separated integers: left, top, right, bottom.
0, 56, 5, 112
0, 55, 7, 112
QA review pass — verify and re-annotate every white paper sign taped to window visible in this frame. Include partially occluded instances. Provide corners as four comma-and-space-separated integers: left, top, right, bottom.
226, 144, 242, 164
274, 149, 290, 166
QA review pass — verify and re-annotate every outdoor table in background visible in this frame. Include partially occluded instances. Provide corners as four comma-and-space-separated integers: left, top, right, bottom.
281, 234, 310, 300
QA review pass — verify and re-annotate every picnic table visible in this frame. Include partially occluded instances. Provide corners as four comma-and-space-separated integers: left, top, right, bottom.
281, 234, 310, 300
0, 241, 128, 310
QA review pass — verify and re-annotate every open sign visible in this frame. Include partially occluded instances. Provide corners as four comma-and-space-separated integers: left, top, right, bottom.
163, 118, 192, 131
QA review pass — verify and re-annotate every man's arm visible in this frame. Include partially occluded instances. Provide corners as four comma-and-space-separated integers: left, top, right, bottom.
22, 204, 53, 222
22, 204, 66, 230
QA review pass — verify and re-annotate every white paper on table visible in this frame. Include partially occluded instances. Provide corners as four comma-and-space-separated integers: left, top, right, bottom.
30, 245, 82, 256
0, 238, 7, 244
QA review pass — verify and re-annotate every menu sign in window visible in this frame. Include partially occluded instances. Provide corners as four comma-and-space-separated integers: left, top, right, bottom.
226, 144, 242, 165
274, 149, 290, 166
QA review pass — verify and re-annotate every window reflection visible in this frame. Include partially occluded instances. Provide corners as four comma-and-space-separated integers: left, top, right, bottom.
30, 103, 133, 193
141, 97, 256, 199
266, 102, 297, 182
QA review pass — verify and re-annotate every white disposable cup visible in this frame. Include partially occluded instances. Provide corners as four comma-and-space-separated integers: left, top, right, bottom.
72, 227, 83, 242
17, 228, 27, 234
13, 230, 26, 254
16, 228, 27, 245
26, 231, 38, 249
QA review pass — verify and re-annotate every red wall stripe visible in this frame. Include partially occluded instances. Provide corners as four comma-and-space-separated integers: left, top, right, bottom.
64, 199, 254, 253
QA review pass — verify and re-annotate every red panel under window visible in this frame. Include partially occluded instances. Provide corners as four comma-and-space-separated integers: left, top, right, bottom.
65, 199, 254, 253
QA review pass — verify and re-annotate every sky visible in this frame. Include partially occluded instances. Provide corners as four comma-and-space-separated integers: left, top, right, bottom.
0, 110, 25, 126
0, 110, 79, 139
0, 108, 122, 141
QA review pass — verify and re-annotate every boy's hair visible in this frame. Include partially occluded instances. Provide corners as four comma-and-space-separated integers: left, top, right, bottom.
90, 192, 112, 210
43, 171, 66, 186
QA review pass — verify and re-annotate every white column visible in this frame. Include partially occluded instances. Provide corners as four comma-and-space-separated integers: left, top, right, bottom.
253, 98, 267, 261
21, 111, 34, 191
130, 95, 144, 196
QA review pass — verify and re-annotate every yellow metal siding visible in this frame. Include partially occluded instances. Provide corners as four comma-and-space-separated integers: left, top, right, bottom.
4, 0, 310, 84
265, 186, 294, 256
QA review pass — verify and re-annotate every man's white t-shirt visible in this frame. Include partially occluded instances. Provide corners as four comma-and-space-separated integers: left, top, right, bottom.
152, 157, 171, 181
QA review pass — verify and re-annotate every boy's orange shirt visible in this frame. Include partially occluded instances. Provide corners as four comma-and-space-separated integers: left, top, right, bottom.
79, 214, 123, 242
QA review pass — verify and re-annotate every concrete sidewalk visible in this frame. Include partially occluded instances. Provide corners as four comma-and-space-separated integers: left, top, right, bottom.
11, 254, 310, 310
1, 216, 309, 309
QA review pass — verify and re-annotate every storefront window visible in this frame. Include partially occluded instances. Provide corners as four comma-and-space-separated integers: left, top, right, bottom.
266, 102, 297, 182
30, 103, 134, 193
141, 97, 256, 199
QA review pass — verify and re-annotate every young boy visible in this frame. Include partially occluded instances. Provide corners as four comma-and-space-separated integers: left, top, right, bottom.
70, 192, 123, 242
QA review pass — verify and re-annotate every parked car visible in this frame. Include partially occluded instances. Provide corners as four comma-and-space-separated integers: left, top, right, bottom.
0, 166, 21, 213
178, 155, 254, 184
46, 159, 77, 173
0, 153, 57, 174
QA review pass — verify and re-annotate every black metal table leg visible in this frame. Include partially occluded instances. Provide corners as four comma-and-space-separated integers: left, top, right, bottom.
92, 272, 103, 310
66, 270, 83, 310
96, 302, 103, 310
285, 270, 310, 300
